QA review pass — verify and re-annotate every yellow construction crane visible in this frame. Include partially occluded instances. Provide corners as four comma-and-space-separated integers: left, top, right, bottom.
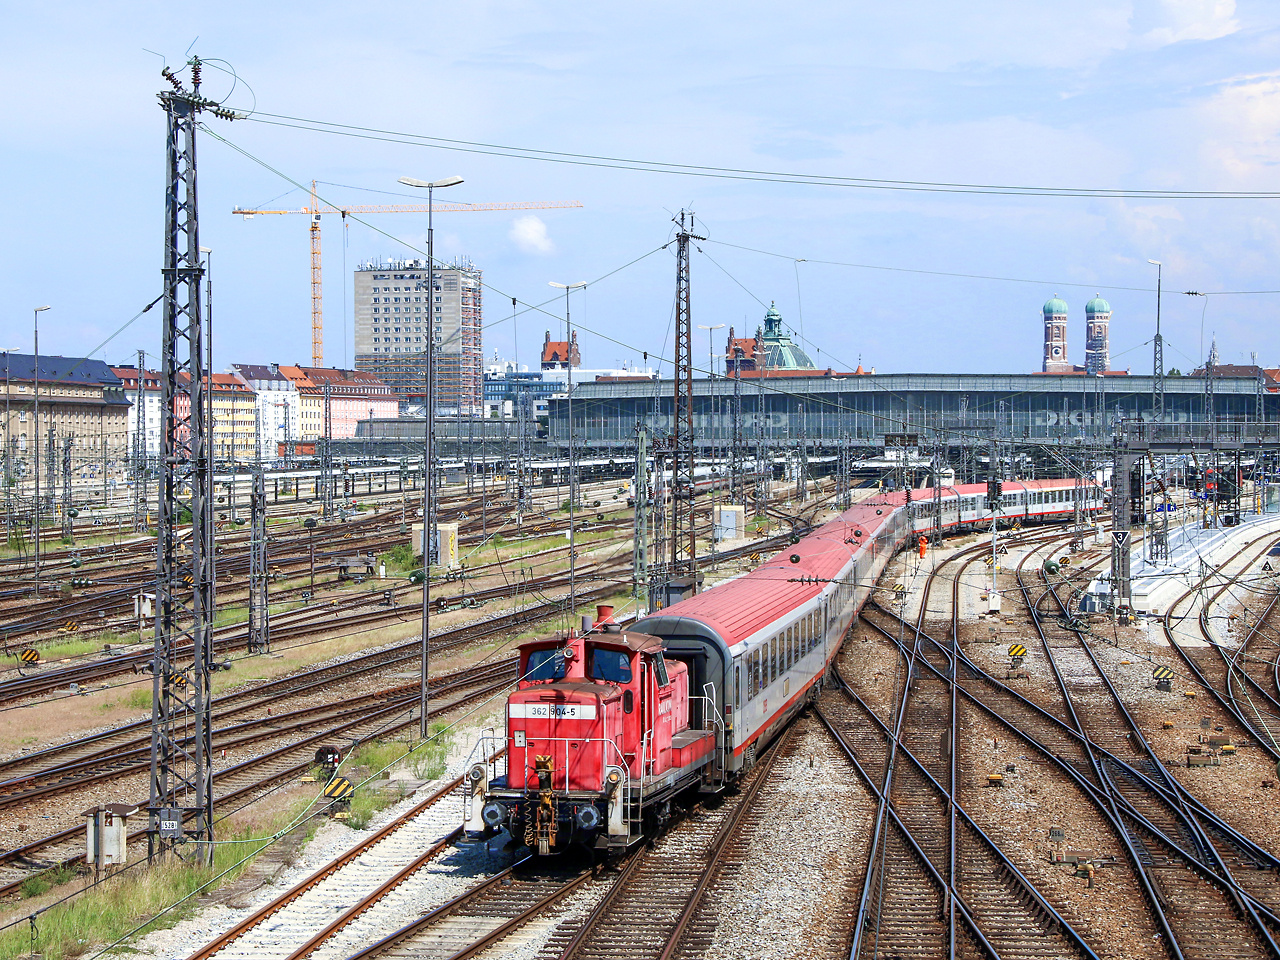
233, 182, 583, 366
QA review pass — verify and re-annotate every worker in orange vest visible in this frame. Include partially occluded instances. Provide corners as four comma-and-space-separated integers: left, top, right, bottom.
918, 535, 927, 559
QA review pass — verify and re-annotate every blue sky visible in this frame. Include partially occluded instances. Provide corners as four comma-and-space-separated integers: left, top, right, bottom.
3, 1, 1279, 378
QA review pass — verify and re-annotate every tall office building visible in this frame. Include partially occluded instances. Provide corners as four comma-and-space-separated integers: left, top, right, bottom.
353, 257, 483, 414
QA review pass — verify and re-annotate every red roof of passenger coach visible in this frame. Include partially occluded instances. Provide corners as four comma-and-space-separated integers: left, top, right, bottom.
653, 479, 1084, 648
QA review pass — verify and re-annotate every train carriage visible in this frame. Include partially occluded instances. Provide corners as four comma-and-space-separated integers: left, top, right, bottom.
462, 478, 1103, 854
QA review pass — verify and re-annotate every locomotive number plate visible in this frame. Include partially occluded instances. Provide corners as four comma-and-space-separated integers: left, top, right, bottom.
509, 703, 597, 720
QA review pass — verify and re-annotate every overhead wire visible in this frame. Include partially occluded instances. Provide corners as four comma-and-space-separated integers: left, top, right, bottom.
235, 110, 1280, 200
198, 124, 1249, 456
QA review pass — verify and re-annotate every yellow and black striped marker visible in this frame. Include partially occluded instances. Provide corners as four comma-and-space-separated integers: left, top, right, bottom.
750, 553, 761, 562
60, 621, 79, 633
1152, 666, 1175, 681
323, 777, 354, 801
1008, 644, 1027, 659
173, 673, 188, 687
19, 649, 39, 664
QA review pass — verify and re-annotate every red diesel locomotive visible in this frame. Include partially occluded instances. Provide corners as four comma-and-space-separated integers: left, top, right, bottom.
462, 478, 1103, 854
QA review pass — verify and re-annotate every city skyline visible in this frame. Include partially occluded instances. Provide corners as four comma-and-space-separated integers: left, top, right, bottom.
4, 3, 1280, 381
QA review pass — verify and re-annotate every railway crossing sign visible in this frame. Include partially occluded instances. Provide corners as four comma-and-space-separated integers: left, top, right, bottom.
1008, 644, 1027, 659
19, 649, 39, 664
323, 777, 354, 802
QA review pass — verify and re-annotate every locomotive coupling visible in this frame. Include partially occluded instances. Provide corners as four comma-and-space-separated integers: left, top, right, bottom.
535, 755, 554, 790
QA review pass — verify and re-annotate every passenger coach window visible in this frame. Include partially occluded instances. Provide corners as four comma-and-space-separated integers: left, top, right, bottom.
526, 648, 566, 682
589, 649, 633, 683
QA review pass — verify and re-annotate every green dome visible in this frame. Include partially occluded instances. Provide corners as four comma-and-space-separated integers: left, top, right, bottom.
757, 301, 815, 370
1043, 296, 1068, 317
1085, 295, 1111, 315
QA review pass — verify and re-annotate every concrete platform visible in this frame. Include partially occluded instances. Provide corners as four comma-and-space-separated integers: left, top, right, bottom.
1081, 510, 1280, 617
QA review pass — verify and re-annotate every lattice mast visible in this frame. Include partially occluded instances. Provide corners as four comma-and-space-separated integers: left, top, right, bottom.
148, 58, 235, 862
632, 423, 649, 608
797, 403, 809, 502
1253, 351, 1265, 422
731, 345, 744, 507
670, 211, 703, 588
248, 467, 270, 654
322, 380, 333, 519
133, 349, 148, 531
932, 429, 944, 546
59, 437, 72, 539
45, 429, 56, 512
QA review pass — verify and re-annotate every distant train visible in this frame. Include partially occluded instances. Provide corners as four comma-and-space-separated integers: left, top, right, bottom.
463, 478, 1104, 854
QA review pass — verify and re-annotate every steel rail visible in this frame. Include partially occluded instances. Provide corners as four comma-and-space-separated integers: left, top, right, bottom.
862, 598, 1280, 941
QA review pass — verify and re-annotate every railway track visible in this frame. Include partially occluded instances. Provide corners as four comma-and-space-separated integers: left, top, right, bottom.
834, 530, 1099, 959
0, 658, 516, 900
855, 529, 1280, 959
181, 726, 799, 960
1155, 532, 1280, 763
0, 561, 632, 705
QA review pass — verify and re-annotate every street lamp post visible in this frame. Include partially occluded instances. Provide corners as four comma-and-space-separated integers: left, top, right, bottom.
1148, 259, 1164, 424
697, 323, 725, 473
32, 306, 49, 598
550, 280, 587, 628
398, 174, 464, 739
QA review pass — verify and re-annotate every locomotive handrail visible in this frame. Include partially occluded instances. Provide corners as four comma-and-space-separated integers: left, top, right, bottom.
693, 687, 727, 786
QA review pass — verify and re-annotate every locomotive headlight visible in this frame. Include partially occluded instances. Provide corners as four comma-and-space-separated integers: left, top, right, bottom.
468, 764, 486, 783
481, 801, 509, 828
606, 769, 621, 784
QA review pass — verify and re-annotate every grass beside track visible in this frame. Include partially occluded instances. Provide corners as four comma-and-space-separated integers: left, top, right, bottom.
0, 782, 322, 960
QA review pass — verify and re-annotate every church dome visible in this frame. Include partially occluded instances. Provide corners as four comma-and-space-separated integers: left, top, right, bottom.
1042, 295, 1068, 317
1085, 295, 1111, 315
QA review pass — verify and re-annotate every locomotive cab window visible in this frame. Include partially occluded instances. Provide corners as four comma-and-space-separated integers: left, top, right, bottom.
653, 651, 670, 687
525, 647, 566, 682
589, 647, 633, 684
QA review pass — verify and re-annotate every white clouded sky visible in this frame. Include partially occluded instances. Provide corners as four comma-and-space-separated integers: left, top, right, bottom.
3, 1, 1280, 376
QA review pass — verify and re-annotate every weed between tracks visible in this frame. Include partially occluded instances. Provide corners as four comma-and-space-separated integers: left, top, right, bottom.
0, 785, 324, 960
343, 723, 452, 829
